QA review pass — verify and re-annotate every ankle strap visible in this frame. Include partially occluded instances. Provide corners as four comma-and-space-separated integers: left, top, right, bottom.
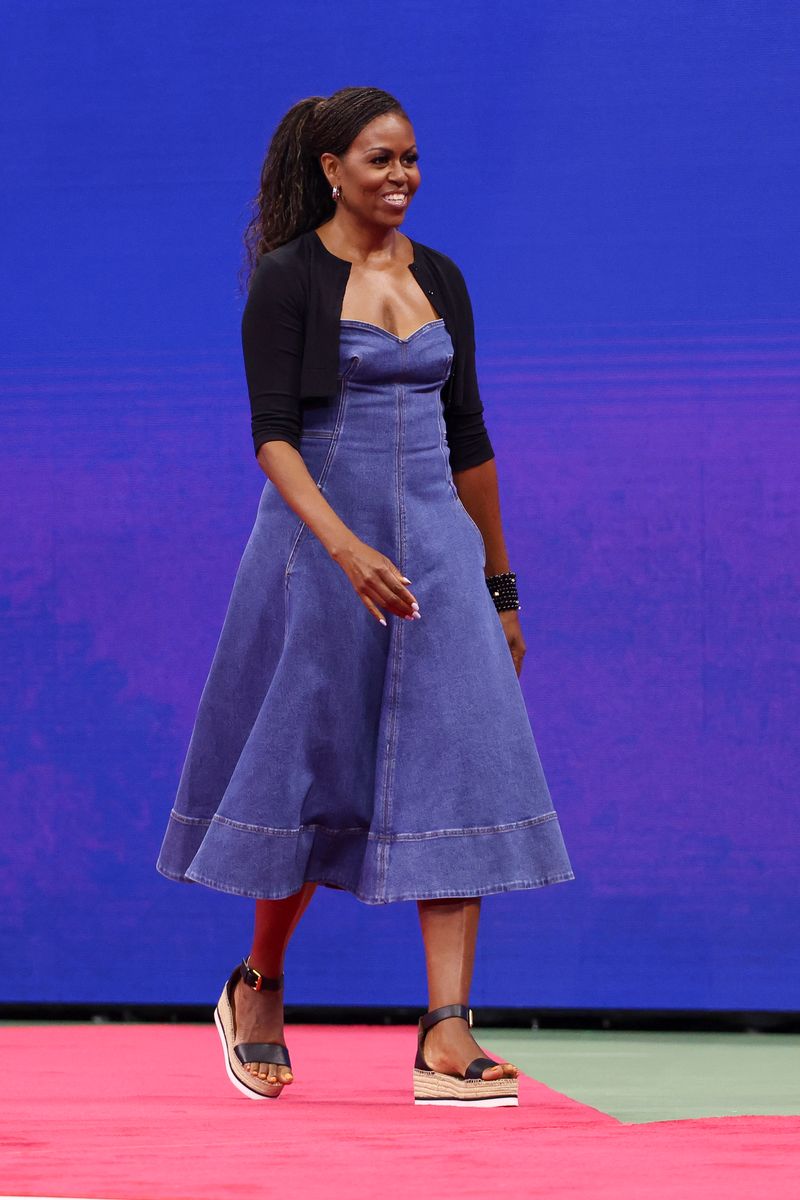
240, 956, 284, 992
420, 1003, 473, 1032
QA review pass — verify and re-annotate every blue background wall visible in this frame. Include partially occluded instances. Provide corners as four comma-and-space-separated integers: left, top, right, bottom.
2, 2, 798, 1009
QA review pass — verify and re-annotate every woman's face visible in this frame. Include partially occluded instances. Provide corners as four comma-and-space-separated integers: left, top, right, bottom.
321, 111, 421, 226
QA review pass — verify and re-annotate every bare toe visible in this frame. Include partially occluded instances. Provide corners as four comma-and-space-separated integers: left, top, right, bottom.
480, 1061, 520, 1080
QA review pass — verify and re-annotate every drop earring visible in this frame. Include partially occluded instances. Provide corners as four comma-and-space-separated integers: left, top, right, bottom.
332, 185, 341, 202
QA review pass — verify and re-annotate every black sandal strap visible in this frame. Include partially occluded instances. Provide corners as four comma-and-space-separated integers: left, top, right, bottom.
234, 1042, 292, 1069
240, 957, 284, 992
464, 1056, 500, 1080
419, 1004, 473, 1033
415, 1004, 475, 1070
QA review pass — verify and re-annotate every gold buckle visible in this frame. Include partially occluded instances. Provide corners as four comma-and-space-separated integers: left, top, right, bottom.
468, 1007, 473, 1027
245, 957, 263, 991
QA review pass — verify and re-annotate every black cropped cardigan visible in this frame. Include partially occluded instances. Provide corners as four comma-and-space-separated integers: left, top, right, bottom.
240, 227, 495, 473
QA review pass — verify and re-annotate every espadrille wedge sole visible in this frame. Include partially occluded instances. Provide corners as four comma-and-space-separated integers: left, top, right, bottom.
214, 957, 292, 1101
412, 1003, 519, 1107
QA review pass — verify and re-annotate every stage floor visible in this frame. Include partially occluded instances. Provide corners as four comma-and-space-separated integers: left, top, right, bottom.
486, 1027, 800, 1122
1, 1024, 798, 1199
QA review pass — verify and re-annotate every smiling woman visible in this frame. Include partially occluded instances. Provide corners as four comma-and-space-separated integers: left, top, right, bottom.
335, 134, 418, 211
366, 146, 416, 207
156, 85, 574, 1108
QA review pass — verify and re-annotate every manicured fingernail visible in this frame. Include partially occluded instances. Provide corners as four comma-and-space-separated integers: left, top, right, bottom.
412, 612, 421, 619
411, 601, 419, 611
401, 576, 412, 583
379, 617, 387, 626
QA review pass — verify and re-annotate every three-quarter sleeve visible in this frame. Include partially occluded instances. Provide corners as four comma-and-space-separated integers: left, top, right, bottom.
241, 254, 305, 456
443, 260, 495, 472
444, 406, 496, 471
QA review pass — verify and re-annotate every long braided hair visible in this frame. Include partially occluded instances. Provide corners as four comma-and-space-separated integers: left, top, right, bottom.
240, 86, 409, 294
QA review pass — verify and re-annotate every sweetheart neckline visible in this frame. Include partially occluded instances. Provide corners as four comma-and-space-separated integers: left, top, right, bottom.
339, 318, 445, 344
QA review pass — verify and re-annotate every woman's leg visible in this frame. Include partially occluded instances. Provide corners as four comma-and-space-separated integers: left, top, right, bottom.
232, 882, 317, 1085
417, 897, 519, 1081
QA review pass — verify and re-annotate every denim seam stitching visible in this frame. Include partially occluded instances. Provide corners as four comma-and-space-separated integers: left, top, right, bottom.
374, 380, 402, 897
184, 810, 559, 839
436, 368, 456, 498
384, 375, 409, 877
435, 383, 485, 565
373, 812, 559, 841
456, 494, 486, 564
283, 356, 356, 643
167, 809, 212, 826
339, 318, 444, 345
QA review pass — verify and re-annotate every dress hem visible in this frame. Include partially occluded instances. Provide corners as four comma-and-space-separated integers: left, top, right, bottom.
165, 806, 562, 841
157, 796, 575, 907
156, 858, 576, 906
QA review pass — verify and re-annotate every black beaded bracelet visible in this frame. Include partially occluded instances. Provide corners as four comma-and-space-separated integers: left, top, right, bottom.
486, 570, 521, 612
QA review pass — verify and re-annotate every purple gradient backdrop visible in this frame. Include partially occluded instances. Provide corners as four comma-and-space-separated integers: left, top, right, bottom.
2, 1, 799, 1007
3, 319, 798, 1007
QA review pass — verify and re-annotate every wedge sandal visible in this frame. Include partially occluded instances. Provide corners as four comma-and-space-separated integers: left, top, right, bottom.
213, 956, 292, 1100
412, 1003, 519, 1107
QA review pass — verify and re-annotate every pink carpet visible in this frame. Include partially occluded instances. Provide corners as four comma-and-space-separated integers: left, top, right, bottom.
1, 1026, 797, 1199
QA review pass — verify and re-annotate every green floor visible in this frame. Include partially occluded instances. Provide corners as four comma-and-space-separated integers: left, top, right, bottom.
482, 1029, 800, 1124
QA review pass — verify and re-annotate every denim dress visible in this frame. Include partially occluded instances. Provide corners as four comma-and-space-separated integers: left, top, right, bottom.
156, 319, 575, 904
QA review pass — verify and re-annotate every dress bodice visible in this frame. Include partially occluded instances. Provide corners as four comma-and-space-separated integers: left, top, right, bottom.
337, 319, 454, 389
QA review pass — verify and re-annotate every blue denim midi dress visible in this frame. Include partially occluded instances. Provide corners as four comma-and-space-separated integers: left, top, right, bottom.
156, 318, 575, 904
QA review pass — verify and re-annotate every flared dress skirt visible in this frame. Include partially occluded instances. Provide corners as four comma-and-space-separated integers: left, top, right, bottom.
156, 319, 575, 903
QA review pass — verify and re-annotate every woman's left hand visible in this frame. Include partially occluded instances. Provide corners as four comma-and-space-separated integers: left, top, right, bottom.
499, 610, 526, 676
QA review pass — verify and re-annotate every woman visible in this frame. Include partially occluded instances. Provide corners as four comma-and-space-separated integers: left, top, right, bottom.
156, 86, 575, 1107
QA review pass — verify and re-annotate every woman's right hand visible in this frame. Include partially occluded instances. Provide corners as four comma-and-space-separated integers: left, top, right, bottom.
331, 536, 420, 626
